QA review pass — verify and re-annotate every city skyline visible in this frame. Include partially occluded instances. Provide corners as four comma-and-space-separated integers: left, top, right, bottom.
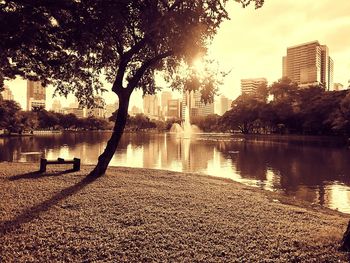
4, 0, 350, 111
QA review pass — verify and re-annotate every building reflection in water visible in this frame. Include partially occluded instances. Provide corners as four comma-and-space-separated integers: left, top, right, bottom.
1, 132, 350, 213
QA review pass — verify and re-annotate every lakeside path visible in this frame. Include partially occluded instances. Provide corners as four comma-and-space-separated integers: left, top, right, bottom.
0, 163, 349, 262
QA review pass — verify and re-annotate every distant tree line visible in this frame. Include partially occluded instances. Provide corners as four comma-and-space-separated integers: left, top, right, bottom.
221, 77, 350, 136
0, 100, 181, 133
3, 76, 349, 136
0, 101, 110, 133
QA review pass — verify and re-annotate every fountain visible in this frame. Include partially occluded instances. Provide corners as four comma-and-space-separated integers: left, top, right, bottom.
169, 104, 201, 137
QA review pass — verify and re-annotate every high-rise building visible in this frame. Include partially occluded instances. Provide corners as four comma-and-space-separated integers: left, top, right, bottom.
182, 90, 214, 120
52, 99, 62, 113
240, 78, 268, 96
1, 85, 14, 100
87, 97, 105, 118
27, 80, 46, 110
219, 95, 231, 115
105, 101, 119, 119
63, 107, 85, 118
282, 41, 334, 90
167, 99, 181, 119
143, 94, 159, 119
328, 57, 334, 91
160, 91, 172, 117
130, 105, 142, 116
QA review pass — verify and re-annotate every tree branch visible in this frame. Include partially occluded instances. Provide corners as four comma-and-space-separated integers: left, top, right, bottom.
112, 37, 149, 93
106, 25, 124, 56
127, 50, 173, 91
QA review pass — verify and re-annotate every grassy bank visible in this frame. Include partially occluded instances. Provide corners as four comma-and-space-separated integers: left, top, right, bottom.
0, 162, 349, 262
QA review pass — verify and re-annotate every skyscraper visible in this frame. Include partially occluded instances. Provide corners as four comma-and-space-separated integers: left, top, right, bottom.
105, 101, 119, 118
160, 91, 172, 117
87, 97, 105, 118
240, 78, 267, 97
182, 90, 214, 120
282, 41, 334, 90
52, 99, 62, 113
167, 99, 181, 119
27, 80, 46, 111
143, 94, 159, 119
219, 95, 231, 115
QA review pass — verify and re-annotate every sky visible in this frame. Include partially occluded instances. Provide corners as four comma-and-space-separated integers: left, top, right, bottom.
5, 0, 350, 110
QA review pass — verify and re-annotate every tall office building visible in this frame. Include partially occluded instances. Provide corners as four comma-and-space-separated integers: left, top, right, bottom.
219, 95, 231, 115
167, 99, 181, 119
27, 80, 46, 111
182, 90, 214, 120
241, 78, 268, 96
160, 91, 172, 117
52, 99, 62, 113
64, 107, 85, 118
143, 94, 159, 119
282, 41, 334, 90
1, 85, 14, 100
328, 57, 334, 91
130, 105, 142, 116
87, 97, 105, 118
105, 101, 119, 119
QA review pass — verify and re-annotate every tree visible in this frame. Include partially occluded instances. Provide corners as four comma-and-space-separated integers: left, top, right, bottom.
192, 114, 221, 132
34, 108, 60, 129
0, 99, 22, 132
221, 95, 264, 134
80, 116, 110, 130
59, 113, 79, 130
18, 111, 39, 131
269, 77, 299, 102
1, 0, 264, 176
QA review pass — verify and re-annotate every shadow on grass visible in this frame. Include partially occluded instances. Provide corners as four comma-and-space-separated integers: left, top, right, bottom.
0, 174, 100, 235
8, 169, 77, 181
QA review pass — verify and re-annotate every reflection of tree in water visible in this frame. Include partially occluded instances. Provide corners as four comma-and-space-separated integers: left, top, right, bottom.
118, 132, 151, 150
216, 139, 350, 205
183, 139, 214, 173
0, 132, 153, 163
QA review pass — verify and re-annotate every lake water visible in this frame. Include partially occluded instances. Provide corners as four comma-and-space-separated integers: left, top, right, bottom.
1, 131, 350, 213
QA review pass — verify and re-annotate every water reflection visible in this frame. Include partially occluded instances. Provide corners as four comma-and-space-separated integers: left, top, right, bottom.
1, 132, 350, 213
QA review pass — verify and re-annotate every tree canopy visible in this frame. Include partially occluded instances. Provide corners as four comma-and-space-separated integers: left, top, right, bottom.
1, 0, 263, 104
221, 78, 350, 136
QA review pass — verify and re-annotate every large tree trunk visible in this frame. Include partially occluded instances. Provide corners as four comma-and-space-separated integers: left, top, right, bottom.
340, 220, 350, 251
88, 91, 131, 177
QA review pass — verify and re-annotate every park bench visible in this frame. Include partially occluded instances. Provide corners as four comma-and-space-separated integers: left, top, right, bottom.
39, 157, 81, 173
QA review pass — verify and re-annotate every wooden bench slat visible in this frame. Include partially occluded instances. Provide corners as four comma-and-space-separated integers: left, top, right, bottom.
39, 157, 80, 173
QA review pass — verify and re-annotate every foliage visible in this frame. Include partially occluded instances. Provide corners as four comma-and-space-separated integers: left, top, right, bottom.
128, 114, 157, 130
269, 77, 299, 103
18, 111, 39, 131
221, 78, 350, 136
191, 114, 222, 132
0, 99, 22, 132
222, 95, 266, 133
0, 104, 111, 132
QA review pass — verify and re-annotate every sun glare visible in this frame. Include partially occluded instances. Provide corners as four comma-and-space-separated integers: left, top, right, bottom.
192, 58, 206, 77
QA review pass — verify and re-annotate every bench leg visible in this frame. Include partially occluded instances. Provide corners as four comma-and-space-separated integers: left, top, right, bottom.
73, 158, 81, 171
39, 158, 47, 173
